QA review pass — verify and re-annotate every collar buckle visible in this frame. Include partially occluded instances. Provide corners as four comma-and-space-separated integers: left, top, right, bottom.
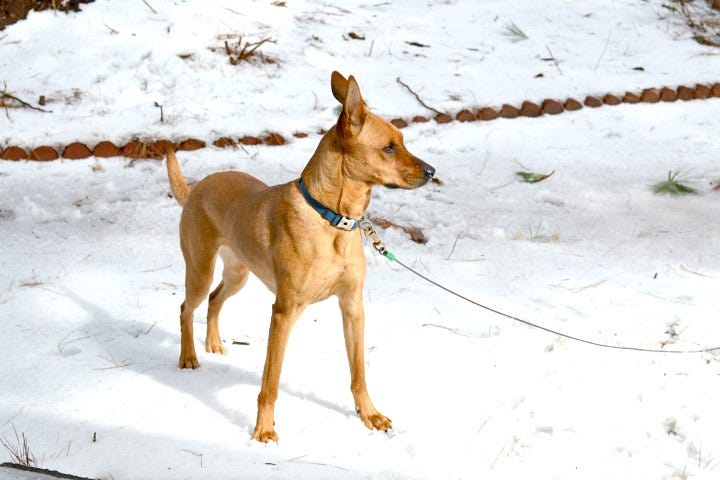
298, 179, 361, 231
336, 216, 358, 231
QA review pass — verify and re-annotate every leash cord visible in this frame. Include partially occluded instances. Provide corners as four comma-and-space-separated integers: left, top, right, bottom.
360, 220, 720, 355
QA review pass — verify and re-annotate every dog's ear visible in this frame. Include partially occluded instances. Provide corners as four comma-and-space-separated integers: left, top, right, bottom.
331, 71, 348, 104
336, 74, 366, 137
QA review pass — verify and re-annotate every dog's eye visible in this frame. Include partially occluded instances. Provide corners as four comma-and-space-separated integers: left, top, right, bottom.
383, 144, 396, 154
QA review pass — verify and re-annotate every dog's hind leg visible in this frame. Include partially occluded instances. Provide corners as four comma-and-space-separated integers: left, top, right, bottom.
205, 247, 250, 355
179, 242, 218, 369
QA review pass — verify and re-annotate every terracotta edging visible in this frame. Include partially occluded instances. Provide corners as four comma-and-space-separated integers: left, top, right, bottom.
2, 81, 719, 161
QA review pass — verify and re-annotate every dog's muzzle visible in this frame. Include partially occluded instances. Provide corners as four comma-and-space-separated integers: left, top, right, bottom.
414, 159, 435, 187
423, 163, 436, 180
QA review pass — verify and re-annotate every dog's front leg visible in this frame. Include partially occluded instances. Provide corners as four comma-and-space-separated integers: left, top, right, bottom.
252, 300, 304, 443
339, 291, 392, 432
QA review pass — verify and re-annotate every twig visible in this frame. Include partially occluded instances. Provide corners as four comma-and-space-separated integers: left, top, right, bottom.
680, 264, 713, 278
594, 29, 612, 71
58, 333, 92, 356
51, 440, 72, 460
490, 437, 510, 469
288, 455, 349, 471
103, 23, 119, 34
154, 102, 164, 122
139, 264, 172, 273
396, 77, 443, 115
94, 363, 133, 371
576, 278, 608, 292
238, 38, 275, 60
223, 7, 244, 15
142, 0, 158, 14
545, 45, 563, 76
447, 234, 462, 260
144, 321, 157, 335
422, 323, 476, 337
224, 36, 276, 64
182, 449, 204, 468
2, 408, 24, 428
2, 83, 53, 113
95, 351, 133, 370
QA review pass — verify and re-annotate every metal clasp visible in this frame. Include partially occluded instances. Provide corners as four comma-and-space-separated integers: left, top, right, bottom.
360, 217, 388, 255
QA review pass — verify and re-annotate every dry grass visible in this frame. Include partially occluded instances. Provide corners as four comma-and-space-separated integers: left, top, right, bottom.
368, 216, 427, 244
1, 426, 37, 467
214, 34, 278, 66
512, 225, 562, 243
663, 0, 720, 46
18, 274, 48, 288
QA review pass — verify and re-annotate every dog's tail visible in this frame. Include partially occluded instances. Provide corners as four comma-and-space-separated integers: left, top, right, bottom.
166, 146, 191, 206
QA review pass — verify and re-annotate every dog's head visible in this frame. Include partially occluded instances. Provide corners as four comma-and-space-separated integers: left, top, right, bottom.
330, 71, 435, 190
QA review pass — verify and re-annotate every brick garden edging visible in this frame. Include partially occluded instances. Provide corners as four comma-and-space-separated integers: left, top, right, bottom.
2, 81, 719, 161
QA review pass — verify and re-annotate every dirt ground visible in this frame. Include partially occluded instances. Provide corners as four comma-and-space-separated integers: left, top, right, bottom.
0, 0, 93, 30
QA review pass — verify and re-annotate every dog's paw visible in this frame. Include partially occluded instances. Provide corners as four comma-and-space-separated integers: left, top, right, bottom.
359, 410, 392, 432
205, 340, 227, 355
178, 353, 199, 369
252, 427, 279, 444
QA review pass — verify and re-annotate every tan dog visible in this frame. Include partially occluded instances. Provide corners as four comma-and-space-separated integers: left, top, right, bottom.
166, 71, 435, 442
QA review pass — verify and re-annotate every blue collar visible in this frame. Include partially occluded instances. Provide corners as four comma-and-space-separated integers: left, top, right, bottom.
298, 179, 361, 231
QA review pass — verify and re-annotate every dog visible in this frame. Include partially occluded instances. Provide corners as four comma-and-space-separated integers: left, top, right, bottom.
166, 71, 435, 442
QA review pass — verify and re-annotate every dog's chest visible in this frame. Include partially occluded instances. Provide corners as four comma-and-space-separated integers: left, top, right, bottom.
303, 252, 358, 303
284, 235, 362, 303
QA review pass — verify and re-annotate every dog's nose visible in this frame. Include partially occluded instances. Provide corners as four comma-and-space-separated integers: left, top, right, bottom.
423, 164, 435, 179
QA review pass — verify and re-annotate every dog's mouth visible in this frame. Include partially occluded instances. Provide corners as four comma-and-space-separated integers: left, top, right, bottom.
384, 176, 432, 190
383, 181, 422, 190
383, 161, 435, 190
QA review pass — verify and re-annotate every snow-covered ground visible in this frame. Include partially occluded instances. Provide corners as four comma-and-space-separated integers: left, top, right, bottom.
1, 1, 720, 479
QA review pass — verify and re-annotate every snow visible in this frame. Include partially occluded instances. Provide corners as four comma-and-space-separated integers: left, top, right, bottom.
1, 1, 720, 479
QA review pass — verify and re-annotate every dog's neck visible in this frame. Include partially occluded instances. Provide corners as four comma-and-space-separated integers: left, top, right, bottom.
300, 131, 371, 220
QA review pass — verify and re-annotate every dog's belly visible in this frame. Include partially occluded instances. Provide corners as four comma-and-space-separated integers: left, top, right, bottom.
218, 241, 349, 302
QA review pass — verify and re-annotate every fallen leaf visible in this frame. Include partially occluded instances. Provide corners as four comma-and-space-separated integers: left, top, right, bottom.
516, 170, 555, 183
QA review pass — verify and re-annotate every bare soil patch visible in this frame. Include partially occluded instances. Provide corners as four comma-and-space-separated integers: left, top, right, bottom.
1, 0, 93, 30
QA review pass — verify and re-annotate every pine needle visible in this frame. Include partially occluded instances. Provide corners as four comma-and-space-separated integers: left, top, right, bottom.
502, 21, 529, 42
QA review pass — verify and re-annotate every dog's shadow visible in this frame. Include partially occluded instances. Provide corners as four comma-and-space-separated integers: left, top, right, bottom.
65, 291, 350, 435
